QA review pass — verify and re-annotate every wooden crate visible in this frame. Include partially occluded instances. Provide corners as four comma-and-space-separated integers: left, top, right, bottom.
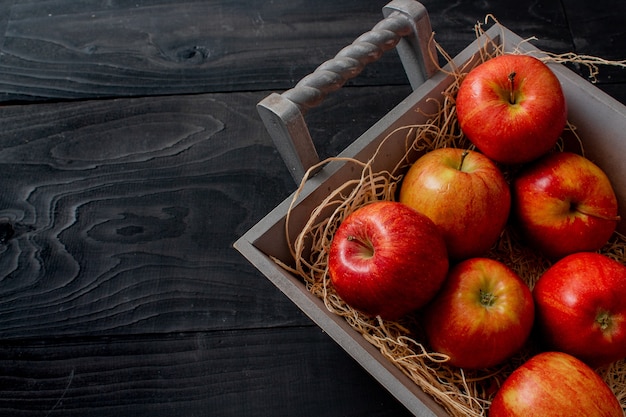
235, 1, 626, 415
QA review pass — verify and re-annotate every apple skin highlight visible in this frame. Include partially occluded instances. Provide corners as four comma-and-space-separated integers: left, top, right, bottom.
489, 351, 623, 417
423, 257, 535, 369
399, 148, 510, 260
512, 151, 619, 260
456, 54, 567, 165
533, 252, 626, 367
328, 201, 449, 320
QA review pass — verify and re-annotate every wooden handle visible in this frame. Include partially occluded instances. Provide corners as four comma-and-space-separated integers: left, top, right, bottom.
257, 0, 438, 184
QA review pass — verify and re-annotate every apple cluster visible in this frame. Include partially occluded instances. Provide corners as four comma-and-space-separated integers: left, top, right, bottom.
327, 54, 625, 416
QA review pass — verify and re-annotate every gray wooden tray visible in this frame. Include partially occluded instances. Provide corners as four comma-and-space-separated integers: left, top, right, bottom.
235, 1, 626, 415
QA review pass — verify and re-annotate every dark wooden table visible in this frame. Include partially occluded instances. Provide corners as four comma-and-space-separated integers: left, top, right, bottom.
0, 1, 624, 416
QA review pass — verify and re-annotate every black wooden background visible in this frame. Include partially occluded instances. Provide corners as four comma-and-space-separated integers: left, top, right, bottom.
0, 1, 624, 416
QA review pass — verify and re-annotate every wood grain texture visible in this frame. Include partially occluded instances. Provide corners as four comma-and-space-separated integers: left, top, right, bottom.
561, 0, 626, 83
0, 84, 413, 339
0, 0, 624, 416
0, 328, 412, 417
421, 0, 573, 56
0, 92, 306, 338
2, 0, 622, 102
0, 0, 405, 101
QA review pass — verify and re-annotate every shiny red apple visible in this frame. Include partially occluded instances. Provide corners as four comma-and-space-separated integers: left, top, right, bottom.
399, 148, 510, 260
489, 351, 623, 417
512, 151, 620, 259
423, 257, 534, 369
328, 201, 449, 320
533, 252, 626, 367
456, 54, 567, 164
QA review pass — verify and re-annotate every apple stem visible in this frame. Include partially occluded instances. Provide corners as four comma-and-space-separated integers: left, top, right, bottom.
347, 235, 372, 251
508, 72, 517, 104
574, 205, 621, 222
458, 150, 470, 171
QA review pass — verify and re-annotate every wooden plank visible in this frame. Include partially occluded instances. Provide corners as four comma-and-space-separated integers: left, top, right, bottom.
0, 0, 406, 102
423, 0, 574, 56
0, 85, 412, 339
0, 0, 594, 102
0, 1, 16, 45
561, 0, 626, 83
0, 91, 298, 338
0, 327, 413, 417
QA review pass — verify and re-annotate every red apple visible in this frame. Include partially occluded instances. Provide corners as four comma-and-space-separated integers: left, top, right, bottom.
512, 151, 620, 260
423, 257, 534, 369
533, 252, 626, 367
489, 351, 623, 417
328, 201, 448, 320
456, 54, 567, 164
399, 148, 510, 260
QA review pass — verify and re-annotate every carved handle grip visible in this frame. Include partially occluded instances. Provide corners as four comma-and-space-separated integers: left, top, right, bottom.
257, 0, 437, 183
283, 12, 413, 112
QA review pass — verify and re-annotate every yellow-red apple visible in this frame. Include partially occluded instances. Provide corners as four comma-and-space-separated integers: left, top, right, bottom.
512, 151, 619, 259
423, 257, 534, 369
399, 148, 510, 260
489, 351, 623, 417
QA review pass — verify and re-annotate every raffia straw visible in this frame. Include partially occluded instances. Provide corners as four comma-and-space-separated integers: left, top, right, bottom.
542, 52, 626, 83
277, 16, 626, 417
